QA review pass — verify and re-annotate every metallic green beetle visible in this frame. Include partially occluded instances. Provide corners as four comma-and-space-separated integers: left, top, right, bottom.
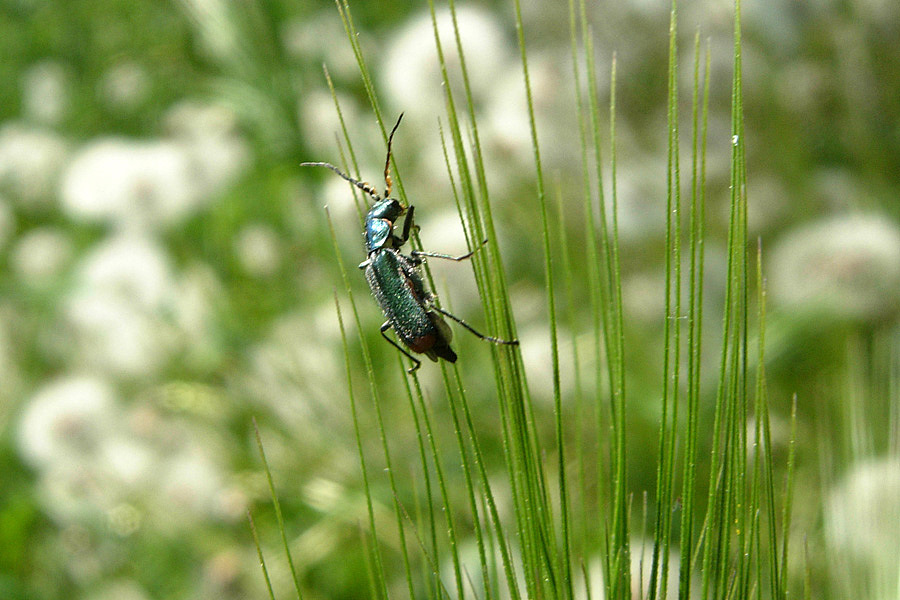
302, 115, 517, 372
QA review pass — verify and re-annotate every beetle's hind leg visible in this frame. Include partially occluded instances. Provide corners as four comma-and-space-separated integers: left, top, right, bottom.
380, 321, 422, 373
427, 305, 519, 346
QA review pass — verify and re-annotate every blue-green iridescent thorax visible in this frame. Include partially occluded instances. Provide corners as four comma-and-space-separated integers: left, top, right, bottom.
365, 198, 404, 253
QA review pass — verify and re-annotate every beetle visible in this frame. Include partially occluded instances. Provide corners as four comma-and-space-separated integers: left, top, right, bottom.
302, 114, 518, 372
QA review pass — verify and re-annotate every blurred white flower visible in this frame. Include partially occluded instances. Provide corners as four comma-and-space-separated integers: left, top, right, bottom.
623, 271, 666, 324
37, 462, 112, 525
242, 306, 342, 429
11, 227, 74, 285
65, 292, 173, 377
282, 12, 357, 79
178, 0, 241, 64
62, 234, 178, 376
203, 550, 243, 593
99, 436, 156, 490
162, 100, 251, 198
56, 234, 221, 376
22, 60, 69, 125
213, 486, 248, 521
769, 214, 900, 322
321, 170, 371, 225
580, 538, 686, 599
414, 209, 468, 256
481, 62, 531, 162
235, 224, 281, 277
825, 458, 900, 594
297, 88, 373, 160
169, 262, 222, 369
19, 373, 232, 533
516, 324, 577, 403
18, 376, 155, 527
18, 375, 117, 468
79, 233, 174, 308
303, 478, 345, 513
99, 61, 150, 111
826, 458, 900, 555
381, 6, 510, 123
107, 502, 143, 537
164, 100, 240, 142
61, 104, 248, 230
159, 449, 223, 517
483, 50, 578, 180
611, 156, 669, 241
61, 138, 199, 229
85, 579, 151, 600
0, 122, 69, 206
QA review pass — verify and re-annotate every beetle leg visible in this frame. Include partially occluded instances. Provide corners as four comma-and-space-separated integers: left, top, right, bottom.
427, 305, 519, 346
380, 321, 422, 372
397, 205, 417, 248
410, 239, 488, 262
411, 248, 476, 261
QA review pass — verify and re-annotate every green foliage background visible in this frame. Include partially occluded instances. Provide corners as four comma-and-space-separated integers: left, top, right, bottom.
1, 0, 898, 598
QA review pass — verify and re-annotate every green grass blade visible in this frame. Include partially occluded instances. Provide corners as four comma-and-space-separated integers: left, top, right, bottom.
253, 418, 303, 598
398, 370, 447, 599
678, 30, 710, 600
427, 30, 523, 600
585, 4, 631, 591
649, 5, 683, 598
573, 0, 631, 593
332, 288, 389, 599
247, 509, 278, 600
780, 394, 798, 598
509, 0, 572, 594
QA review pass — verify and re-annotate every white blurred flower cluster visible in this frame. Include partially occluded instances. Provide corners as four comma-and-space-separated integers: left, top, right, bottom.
0, 122, 69, 208
241, 301, 344, 429
825, 458, 900, 598
57, 233, 219, 376
769, 214, 900, 323
62, 101, 249, 230
17, 376, 243, 534
28, 101, 251, 380
301, 6, 585, 208
6, 88, 251, 565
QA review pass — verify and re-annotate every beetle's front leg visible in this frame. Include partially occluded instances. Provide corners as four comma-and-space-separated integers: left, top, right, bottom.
395, 205, 419, 248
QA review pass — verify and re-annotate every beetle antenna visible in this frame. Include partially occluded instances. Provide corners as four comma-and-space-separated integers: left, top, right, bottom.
383, 113, 404, 198
300, 162, 382, 202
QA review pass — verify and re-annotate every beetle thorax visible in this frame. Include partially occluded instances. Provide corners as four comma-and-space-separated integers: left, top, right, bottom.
365, 199, 404, 253
367, 198, 404, 222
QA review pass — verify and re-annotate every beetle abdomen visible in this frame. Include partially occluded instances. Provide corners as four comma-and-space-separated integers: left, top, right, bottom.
365, 249, 455, 361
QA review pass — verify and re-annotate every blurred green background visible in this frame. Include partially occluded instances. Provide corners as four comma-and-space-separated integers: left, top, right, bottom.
1, 0, 899, 598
